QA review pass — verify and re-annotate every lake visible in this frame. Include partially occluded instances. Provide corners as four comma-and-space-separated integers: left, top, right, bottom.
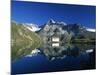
11, 43, 96, 74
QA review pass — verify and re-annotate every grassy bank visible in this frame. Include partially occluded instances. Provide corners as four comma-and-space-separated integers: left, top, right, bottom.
11, 22, 42, 61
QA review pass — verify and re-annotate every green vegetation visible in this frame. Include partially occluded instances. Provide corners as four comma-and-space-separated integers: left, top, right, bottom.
71, 39, 95, 44
71, 36, 95, 44
11, 22, 42, 61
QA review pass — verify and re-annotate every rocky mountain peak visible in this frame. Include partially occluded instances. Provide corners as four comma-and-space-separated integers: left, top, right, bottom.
47, 19, 56, 25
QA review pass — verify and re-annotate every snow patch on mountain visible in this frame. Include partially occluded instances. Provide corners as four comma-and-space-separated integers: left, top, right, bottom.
86, 28, 96, 32
86, 49, 93, 53
25, 49, 40, 57
23, 23, 41, 32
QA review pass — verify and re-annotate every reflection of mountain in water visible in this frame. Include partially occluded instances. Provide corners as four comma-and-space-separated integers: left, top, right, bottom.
39, 44, 95, 61
12, 43, 95, 74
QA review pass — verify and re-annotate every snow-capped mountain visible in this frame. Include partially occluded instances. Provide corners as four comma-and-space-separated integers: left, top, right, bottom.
23, 23, 41, 32
38, 19, 96, 42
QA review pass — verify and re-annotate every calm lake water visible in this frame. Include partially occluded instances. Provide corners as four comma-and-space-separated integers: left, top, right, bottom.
11, 44, 96, 74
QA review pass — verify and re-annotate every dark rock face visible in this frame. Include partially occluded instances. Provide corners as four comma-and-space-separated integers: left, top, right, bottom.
38, 19, 96, 45
38, 19, 69, 45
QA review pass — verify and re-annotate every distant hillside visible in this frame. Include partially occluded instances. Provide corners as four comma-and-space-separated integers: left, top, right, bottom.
11, 22, 42, 61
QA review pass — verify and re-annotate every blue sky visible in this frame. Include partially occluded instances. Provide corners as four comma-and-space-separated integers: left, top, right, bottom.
11, 1, 96, 28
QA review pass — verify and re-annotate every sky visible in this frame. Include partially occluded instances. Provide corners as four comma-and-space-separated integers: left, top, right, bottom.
11, 1, 96, 28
